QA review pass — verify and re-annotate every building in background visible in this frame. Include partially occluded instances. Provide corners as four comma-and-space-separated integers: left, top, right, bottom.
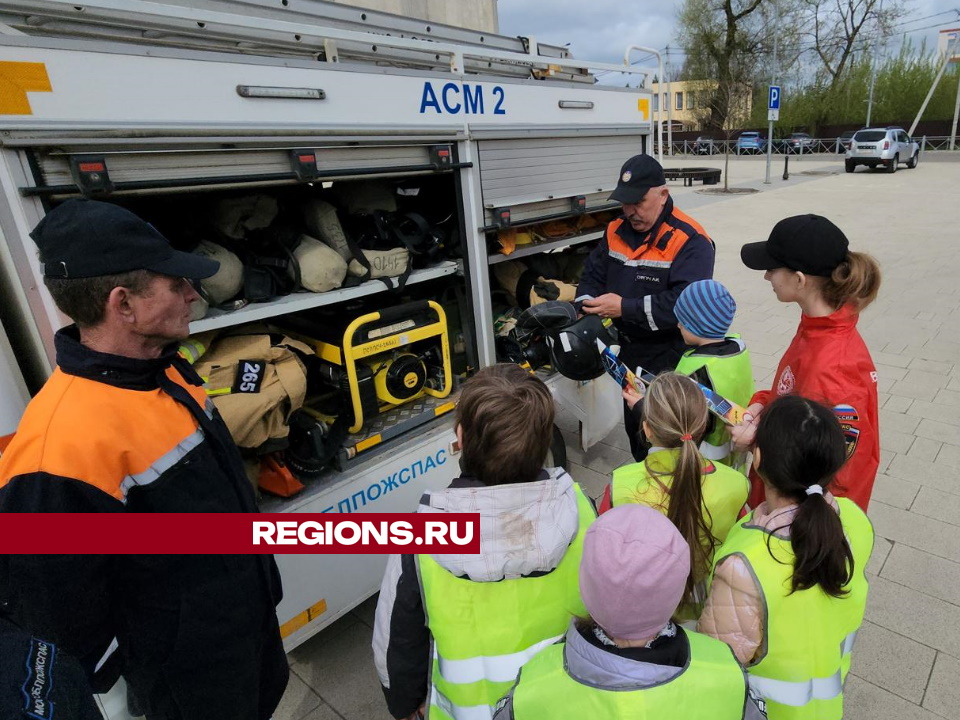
327, 0, 498, 33
939, 28, 960, 62
649, 80, 752, 132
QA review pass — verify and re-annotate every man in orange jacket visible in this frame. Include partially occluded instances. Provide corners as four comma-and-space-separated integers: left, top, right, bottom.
0, 199, 288, 720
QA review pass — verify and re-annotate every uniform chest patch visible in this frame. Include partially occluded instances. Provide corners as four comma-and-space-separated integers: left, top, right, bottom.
777, 365, 795, 395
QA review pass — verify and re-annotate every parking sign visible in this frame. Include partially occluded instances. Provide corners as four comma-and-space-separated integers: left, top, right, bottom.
768, 85, 781, 110
768, 85, 781, 121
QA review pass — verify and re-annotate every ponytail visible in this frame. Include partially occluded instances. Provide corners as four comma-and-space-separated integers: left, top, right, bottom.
821, 251, 881, 312
667, 434, 715, 604
641, 373, 713, 606
791, 492, 853, 596
754, 396, 853, 598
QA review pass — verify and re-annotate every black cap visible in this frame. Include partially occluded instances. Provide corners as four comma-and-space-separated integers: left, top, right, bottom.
31, 199, 219, 280
608, 154, 666, 204
741, 214, 849, 277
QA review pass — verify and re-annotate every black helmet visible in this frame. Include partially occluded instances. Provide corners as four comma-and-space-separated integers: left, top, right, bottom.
514, 301, 578, 342
502, 301, 578, 371
547, 314, 619, 381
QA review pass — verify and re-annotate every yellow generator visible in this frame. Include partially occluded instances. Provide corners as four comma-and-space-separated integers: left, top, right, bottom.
282, 300, 453, 438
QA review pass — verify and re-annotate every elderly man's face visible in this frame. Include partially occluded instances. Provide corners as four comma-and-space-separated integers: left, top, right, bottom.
621, 186, 669, 233
128, 275, 201, 346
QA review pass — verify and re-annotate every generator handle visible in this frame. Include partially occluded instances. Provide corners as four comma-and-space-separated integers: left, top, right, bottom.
377, 300, 431, 324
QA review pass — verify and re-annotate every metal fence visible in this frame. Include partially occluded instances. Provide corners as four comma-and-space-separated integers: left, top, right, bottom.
656, 136, 960, 157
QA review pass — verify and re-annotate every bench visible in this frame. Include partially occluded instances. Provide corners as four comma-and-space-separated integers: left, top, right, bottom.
663, 167, 722, 187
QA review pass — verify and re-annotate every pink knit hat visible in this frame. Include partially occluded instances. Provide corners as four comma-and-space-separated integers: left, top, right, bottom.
579, 505, 690, 641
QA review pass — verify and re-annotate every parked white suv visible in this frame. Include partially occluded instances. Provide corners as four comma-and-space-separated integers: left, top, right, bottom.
846, 127, 919, 173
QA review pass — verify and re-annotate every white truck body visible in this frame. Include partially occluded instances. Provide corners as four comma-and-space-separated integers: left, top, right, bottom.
0, 2, 655, 715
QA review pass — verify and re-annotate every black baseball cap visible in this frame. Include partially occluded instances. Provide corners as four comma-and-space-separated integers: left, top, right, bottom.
608, 154, 666, 204
31, 198, 219, 280
741, 214, 849, 277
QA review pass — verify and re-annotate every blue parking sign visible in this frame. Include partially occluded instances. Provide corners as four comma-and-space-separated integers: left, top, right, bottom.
768, 85, 781, 110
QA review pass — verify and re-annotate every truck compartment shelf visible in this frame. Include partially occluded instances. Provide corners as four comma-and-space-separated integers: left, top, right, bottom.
190, 260, 459, 333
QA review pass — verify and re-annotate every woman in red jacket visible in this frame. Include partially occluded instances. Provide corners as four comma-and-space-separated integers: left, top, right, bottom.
732, 214, 881, 511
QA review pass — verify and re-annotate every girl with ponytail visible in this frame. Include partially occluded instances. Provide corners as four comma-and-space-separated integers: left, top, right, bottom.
700, 395, 874, 720
599, 372, 749, 618
735, 214, 881, 511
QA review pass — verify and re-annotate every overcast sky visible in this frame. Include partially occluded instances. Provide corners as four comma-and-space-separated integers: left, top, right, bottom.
497, 0, 960, 75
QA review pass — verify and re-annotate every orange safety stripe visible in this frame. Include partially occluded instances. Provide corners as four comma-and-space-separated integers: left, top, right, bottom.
670, 206, 711, 241
605, 214, 708, 264
0, 367, 203, 501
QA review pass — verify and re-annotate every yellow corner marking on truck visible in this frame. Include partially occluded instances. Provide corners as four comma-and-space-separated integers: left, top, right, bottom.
356, 434, 382, 452
637, 97, 650, 120
433, 401, 455, 416
0, 62, 52, 115
280, 598, 328, 639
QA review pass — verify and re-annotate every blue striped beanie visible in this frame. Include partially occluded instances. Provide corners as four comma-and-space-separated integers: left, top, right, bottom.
675, 280, 736, 339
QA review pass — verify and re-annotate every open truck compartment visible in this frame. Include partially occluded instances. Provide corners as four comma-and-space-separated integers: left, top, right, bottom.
0, 0, 657, 664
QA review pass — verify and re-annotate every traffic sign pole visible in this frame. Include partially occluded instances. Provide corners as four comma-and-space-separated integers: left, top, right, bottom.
765, 83, 781, 185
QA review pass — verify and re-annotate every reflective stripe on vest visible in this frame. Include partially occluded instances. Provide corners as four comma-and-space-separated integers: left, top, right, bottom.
429, 685, 491, 720
418, 484, 596, 720
698, 439, 731, 460
713, 497, 874, 720
747, 630, 859, 707
511, 629, 747, 719
437, 633, 563, 685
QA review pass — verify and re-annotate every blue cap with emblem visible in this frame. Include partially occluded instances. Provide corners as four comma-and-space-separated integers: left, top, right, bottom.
608, 154, 667, 205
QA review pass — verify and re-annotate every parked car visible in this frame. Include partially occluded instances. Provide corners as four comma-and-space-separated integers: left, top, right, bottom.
787, 132, 815, 153
736, 131, 765, 154
694, 136, 720, 154
845, 127, 920, 173
837, 130, 857, 154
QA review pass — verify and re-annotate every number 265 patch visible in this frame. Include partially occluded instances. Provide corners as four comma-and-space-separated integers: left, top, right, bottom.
234, 359, 265, 393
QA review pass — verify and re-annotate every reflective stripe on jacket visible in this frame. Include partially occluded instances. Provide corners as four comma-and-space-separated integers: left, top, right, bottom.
418, 484, 595, 720
0, 327, 287, 718
712, 497, 874, 719
575, 197, 715, 346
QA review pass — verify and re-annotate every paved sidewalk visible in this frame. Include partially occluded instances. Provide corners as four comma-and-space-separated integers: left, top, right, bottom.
277, 154, 960, 720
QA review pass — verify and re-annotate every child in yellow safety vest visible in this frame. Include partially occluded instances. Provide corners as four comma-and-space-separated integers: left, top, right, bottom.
623, 279, 754, 469
699, 395, 874, 720
372, 364, 596, 720
599, 372, 749, 620
492, 504, 766, 720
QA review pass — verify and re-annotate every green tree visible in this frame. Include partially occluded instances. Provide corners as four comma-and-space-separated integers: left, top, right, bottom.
800, 0, 904, 92
749, 39, 960, 132
676, 0, 769, 130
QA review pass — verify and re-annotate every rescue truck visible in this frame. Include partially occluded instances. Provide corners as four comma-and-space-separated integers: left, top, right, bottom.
0, 1, 659, 714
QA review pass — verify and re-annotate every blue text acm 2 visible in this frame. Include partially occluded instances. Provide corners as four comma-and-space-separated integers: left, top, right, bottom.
420, 81, 506, 115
